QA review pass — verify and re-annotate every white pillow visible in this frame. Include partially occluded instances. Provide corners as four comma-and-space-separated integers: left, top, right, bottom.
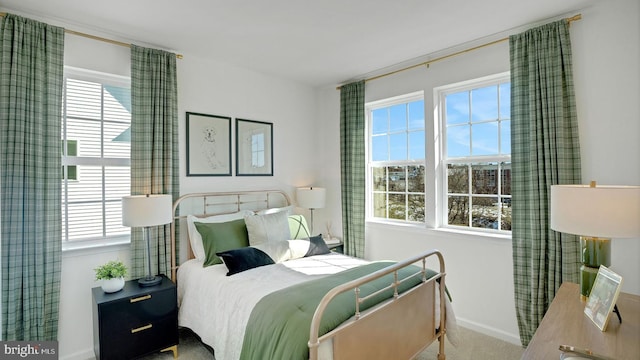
252, 239, 315, 263
256, 205, 294, 216
187, 210, 253, 261
244, 211, 291, 246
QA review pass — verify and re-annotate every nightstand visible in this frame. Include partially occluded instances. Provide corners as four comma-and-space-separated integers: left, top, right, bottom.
326, 240, 344, 254
92, 275, 178, 360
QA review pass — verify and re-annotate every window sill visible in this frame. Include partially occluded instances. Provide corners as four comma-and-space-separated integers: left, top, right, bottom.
366, 220, 512, 241
432, 226, 512, 241
62, 237, 130, 258
366, 219, 426, 232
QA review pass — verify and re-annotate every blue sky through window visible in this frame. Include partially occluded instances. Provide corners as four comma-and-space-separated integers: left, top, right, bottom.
389, 104, 407, 132
408, 101, 424, 130
371, 99, 425, 161
409, 131, 425, 160
446, 92, 469, 125
372, 135, 388, 161
471, 86, 498, 122
446, 83, 510, 157
389, 133, 407, 160
372, 108, 388, 135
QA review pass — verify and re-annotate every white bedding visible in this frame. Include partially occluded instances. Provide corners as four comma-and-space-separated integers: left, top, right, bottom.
177, 253, 457, 360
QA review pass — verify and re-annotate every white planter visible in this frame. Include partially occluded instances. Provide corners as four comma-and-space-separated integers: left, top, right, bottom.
101, 277, 125, 293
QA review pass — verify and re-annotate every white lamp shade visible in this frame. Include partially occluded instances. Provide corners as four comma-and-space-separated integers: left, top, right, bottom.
296, 187, 326, 209
550, 185, 640, 238
122, 194, 173, 227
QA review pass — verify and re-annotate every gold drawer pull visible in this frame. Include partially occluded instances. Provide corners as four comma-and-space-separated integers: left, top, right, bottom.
130, 294, 151, 303
131, 324, 152, 333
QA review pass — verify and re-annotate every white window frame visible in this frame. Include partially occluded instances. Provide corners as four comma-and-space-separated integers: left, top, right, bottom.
434, 72, 511, 234
61, 67, 131, 251
365, 91, 426, 225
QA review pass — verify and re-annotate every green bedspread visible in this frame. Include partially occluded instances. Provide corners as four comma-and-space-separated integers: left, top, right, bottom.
239, 261, 438, 360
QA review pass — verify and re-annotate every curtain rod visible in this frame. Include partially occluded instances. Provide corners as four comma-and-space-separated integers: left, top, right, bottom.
0, 12, 183, 59
336, 13, 582, 90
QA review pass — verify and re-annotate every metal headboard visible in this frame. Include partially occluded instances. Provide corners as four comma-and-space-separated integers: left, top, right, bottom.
169, 190, 292, 281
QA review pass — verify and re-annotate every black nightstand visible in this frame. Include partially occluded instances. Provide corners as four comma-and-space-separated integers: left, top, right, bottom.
326, 240, 344, 254
92, 275, 178, 360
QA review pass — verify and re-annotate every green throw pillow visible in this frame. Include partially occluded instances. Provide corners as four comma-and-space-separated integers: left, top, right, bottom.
195, 218, 249, 267
288, 215, 311, 239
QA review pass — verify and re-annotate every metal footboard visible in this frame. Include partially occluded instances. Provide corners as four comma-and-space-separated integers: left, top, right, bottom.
308, 249, 447, 360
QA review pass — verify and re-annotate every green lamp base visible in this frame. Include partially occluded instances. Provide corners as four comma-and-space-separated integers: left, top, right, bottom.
579, 236, 611, 299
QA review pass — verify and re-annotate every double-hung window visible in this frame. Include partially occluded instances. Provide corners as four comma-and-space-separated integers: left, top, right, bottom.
365, 73, 511, 235
437, 72, 511, 232
61, 68, 131, 249
367, 92, 425, 223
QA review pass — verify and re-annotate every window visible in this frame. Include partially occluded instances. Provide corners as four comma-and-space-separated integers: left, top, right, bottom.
61, 139, 78, 180
61, 68, 131, 248
365, 73, 511, 235
367, 92, 425, 222
438, 73, 511, 232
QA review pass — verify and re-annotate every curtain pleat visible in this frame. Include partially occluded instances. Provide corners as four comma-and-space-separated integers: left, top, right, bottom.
0, 13, 64, 340
510, 19, 582, 346
130, 45, 179, 279
340, 81, 365, 258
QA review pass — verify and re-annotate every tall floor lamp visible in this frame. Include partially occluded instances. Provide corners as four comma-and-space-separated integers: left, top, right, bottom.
550, 182, 640, 299
122, 194, 173, 287
296, 187, 326, 235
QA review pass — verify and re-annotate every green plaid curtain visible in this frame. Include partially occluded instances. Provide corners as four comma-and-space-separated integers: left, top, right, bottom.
340, 81, 365, 258
510, 19, 582, 346
0, 14, 64, 340
130, 45, 179, 279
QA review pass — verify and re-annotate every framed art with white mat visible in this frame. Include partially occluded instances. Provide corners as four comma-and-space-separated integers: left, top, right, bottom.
186, 112, 232, 176
583, 265, 623, 331
235, 118, 273, 176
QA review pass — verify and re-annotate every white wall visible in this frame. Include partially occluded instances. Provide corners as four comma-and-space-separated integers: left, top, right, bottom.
316, 0, 639, 346
571, 0, 640, 296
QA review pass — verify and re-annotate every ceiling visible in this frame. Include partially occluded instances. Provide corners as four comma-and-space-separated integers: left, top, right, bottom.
0, 0, 595, 88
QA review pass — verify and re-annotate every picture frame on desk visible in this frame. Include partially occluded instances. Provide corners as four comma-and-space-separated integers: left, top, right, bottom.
584, 265, 623, 331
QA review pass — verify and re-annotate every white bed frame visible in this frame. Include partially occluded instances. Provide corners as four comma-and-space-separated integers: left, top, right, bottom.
170, 190, 447, 360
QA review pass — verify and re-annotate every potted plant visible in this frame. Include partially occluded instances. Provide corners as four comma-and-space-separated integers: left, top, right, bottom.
95, 260, 128, 293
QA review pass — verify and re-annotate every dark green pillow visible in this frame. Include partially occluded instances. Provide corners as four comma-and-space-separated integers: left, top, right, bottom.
304, 235, 331, 256
216, 247, 275, 276
194, 218, 249, 267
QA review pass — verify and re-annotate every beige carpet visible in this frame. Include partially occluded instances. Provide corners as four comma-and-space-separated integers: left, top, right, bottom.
418, 326, 525, 360
142, 326, 525, 360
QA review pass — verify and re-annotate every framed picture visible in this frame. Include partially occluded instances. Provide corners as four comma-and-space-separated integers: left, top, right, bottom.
584, 265, 623, 331
186, 112, 232, 176
235, 118, 273, 176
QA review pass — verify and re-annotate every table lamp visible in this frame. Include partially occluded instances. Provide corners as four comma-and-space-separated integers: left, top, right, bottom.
550, 182, 640, 299
122, 194, 173, 287
296, 187, 326, 235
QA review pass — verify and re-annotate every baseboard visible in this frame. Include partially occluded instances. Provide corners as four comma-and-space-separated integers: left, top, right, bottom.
62, 320, 519, 359
59, 348, 94, 360
455, 317, 522, 346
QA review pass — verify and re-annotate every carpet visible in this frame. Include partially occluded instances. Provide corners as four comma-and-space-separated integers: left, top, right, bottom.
140, 326, 525, 360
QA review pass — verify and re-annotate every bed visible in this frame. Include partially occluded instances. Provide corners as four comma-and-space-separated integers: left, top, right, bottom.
170, 190, 456, 360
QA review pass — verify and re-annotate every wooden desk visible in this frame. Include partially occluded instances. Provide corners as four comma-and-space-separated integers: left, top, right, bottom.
522, 282, 640, 360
